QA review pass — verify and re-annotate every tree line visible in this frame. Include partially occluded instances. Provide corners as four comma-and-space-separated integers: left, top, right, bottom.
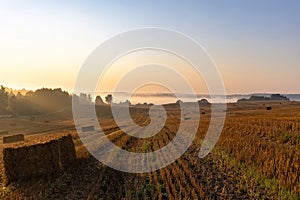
0, 85, 112, 116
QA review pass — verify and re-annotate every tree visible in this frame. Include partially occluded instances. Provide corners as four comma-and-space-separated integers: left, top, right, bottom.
26, 88, 71, 112
79, 93, 88, 104
95, 95, 104, 105
8, 93, 38, 115
87, 94, 92, 103
105, 94, 113, 104
0, 85, 8, 114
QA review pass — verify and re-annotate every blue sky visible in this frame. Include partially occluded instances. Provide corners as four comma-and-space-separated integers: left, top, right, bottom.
0, 1, 299, 93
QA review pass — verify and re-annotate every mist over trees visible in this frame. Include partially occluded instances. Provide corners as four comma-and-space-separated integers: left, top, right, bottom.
0, 85, 115, 116
0, 86, 72, 115
0, 86, 9, 114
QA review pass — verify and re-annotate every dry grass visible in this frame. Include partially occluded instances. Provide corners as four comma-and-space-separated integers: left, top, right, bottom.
0, 101, 299, 199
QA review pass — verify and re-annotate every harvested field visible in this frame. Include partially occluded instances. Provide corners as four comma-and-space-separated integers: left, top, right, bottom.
0, 102, 299, 199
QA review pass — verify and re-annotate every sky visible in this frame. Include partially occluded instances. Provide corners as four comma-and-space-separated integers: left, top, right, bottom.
0, 0, 299, 94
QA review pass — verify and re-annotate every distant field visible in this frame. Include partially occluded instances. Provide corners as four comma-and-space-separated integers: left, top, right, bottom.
0, 108, 74, 143
0, 101, 300, 199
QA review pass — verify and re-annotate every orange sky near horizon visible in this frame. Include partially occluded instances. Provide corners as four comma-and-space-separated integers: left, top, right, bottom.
1, 1, 299, 94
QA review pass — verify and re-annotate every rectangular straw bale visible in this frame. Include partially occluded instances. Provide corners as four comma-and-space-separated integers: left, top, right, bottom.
3, 134, 24, 143
82, 126, 95, 132
3, 134, 76, 184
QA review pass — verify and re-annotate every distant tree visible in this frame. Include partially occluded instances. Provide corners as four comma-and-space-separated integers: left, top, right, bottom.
198, 99, 210, 104
0, 85, 8, 114
87, 94, 92, 103
8, 93, 38, 115
7, 94, 17, 114
176, 99, 183, 105
95, 95, 104, 105
79, 93, 88, 103
72, 94, 81, 105
0, 86, 72, 115
125, 99, 131, 106
16, 92, 23, 98
26, 88, 71, 113
105, 94, 113, 104
117, 99, 131, 106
